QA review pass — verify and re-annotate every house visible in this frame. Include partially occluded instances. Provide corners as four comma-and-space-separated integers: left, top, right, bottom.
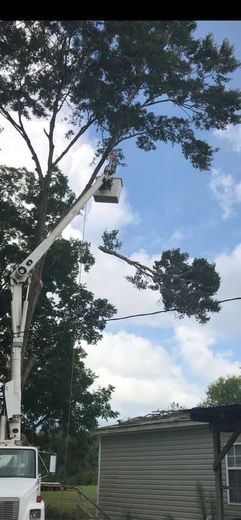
96, 408, 241, 520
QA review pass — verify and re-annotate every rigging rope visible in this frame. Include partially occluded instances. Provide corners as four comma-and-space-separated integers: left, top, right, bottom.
61, 204, 88, 502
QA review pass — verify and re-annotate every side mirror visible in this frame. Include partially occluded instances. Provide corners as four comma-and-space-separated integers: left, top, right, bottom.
49, 454, 57, 474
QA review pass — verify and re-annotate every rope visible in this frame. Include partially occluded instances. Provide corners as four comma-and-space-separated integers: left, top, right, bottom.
61, 204, 88, 506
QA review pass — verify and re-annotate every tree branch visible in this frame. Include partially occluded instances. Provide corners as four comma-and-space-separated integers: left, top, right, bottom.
0, 107, 23, 134
52, 117, 96, 168
46, 95, 59, 180
99, 245, 154, 280
116, 130, 147, 145
17, 109, 44, 181
0, 106, 44, 181
84, 136, 119, 190
142, 97, 175, 108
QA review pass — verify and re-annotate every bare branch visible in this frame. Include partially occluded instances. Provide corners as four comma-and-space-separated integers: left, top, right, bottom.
17, 109, 44, 181
0, 106, 43, 181
46, 37, 72, 179
0, 107, 23, 134
99, 245, 154, 280
57, 86, 72, 113
142, 97, 175, 108
46, 96, 59, 179
115, 131, 148, 146
53, 117, 96, 168
142, 96, 202, 119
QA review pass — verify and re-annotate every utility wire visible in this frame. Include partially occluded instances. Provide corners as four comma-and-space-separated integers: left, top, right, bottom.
10, 296, 241, 333
106, 296, 241, 322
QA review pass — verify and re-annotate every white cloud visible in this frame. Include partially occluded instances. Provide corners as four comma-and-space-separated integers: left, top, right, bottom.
216, 243, 241, 300
207, 243, 241, 337
211, 125, 241, 217
62, 185, 139, 245
84, 331, 202, 419
209, 168, 241, 219
1, 116, 47, 171
62, 225, 83, 241
149, 228, 188, 251
166, 228, 189, 248
84, 247, 177, 329
0, 113, 139, 247
214, 124, 241, 153
0, 113, 97, 188
82, 241, 241, 420
175, 325, 240, 381
85, 187, 139, 243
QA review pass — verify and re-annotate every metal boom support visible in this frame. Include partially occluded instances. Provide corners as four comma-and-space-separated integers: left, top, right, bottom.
1, 167, 122, 444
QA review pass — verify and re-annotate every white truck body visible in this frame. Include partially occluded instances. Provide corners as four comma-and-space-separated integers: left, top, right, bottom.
0, 446, 44, 520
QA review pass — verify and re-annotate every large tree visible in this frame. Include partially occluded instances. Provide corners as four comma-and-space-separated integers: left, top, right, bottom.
0, 166, 118, 440
0, 20, 240, 382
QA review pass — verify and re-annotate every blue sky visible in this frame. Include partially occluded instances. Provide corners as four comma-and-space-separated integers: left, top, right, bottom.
1, 21, 241, 422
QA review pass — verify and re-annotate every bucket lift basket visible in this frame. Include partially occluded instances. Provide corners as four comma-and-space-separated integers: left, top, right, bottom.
93, 177, 123, 204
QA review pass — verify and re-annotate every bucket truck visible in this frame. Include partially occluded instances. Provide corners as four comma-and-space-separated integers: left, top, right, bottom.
0, 159, 122, 520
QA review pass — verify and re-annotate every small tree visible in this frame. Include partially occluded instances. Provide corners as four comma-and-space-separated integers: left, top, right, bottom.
201, 375, 241, 406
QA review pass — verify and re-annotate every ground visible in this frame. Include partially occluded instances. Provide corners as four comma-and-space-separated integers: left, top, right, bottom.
43, 485, 97, 519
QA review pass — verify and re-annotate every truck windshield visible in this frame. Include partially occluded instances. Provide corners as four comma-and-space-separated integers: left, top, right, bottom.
0, 449, 36, 478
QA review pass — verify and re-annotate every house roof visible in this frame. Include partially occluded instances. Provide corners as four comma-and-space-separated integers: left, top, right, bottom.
96, 409, 202, 435
189, 404, 241, 432
96, 404, 241, 435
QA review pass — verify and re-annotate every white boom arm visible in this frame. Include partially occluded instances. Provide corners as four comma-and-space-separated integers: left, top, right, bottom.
2, 167, 119, 444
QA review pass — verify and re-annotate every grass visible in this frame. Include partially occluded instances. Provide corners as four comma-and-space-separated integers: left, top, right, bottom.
43, 485, 97, 518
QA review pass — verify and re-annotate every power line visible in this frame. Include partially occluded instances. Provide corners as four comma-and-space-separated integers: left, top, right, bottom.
106, 296, 241, 322
9, 296, 241, 332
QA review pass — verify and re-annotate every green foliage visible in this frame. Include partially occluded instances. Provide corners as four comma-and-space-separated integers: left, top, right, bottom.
127, 248, 220, 324
0, 166, 118, 441
202, 375, 241, 406
102, 230, 123, 251
0, 21, 240, 172
0, 165, 75, 266
37, 430, 99, 485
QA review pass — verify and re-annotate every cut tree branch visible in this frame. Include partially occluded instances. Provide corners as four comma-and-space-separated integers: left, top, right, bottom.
99, 245, 154, 280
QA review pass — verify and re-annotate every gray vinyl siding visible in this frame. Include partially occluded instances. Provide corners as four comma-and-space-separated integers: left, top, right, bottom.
98, 425, 241, 520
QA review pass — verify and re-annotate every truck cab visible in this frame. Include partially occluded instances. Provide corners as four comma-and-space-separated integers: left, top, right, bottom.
0, 445, 44, 520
